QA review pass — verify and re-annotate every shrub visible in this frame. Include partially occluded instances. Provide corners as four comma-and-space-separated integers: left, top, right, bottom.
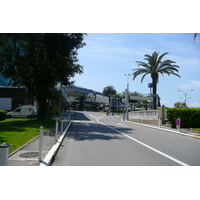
0, 110, 7, 121
166, 108, 200, 128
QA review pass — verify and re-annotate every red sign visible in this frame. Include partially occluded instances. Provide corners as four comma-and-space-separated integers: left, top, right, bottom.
175, 118, 181, 126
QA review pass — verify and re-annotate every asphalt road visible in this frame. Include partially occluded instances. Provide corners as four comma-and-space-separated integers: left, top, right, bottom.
52, 111, 200, 166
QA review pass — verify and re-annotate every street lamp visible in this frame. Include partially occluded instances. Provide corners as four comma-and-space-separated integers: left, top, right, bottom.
124, 73, 132, 120
178, 89, 194, 107
124, 73, 131, 91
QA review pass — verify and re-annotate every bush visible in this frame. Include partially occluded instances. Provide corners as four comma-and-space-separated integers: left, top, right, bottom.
0, 110, 7, 121
166, 108, 200, 128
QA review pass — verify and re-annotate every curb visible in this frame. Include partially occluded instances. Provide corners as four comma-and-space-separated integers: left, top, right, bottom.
8, 125, 55, 158
40, 121, 72, 166
125, 120, 200, 139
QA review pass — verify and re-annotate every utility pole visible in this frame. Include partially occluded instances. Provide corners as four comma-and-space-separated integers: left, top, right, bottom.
124, 73, 131, 120
178, 89, 194, 107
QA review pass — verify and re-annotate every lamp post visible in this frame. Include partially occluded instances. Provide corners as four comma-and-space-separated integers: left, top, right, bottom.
178, 89, 194, 107
124, 73, 131, 120
124, 73, 131, 91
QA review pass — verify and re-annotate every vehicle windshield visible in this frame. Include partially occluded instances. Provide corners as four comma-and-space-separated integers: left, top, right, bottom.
14, 108, 21, 112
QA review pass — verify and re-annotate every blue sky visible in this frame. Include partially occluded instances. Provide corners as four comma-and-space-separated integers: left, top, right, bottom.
2, 1, 200, 108
72, 33, 200, 108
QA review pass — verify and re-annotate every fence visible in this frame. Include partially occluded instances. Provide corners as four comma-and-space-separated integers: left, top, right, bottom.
129, 110, 158, 120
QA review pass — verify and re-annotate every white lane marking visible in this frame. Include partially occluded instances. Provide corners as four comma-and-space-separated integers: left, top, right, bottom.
117, 123, 127, 127
73, 120, 94, 123
97, 119, 189, 166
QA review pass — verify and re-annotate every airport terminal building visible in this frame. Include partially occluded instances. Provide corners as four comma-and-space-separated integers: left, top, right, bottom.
0, 74, 110, 113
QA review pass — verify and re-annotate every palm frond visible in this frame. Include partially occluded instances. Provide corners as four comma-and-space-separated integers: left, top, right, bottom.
132, 68, 150, 81
134, 51, 180, 83
194, 33, 198, 41
157, 52, 169, 64
141, 73, 149, 83
135, 61, 150, 68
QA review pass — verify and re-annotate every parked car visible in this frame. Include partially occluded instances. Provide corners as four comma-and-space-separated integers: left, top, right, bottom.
7, 106, 37, 118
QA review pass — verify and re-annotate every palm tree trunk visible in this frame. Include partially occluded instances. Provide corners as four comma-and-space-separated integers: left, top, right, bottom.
152, 80, 157, 110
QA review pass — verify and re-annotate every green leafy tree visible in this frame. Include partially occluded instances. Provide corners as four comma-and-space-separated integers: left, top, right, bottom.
102, 86, 117, 97
0, 33, 86, 119
133, 51, 180, 109
174, 101, 186, 108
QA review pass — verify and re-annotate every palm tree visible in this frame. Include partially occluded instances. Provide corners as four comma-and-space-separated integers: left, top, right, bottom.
132, 51, 181, 109
194, 33, 197, 41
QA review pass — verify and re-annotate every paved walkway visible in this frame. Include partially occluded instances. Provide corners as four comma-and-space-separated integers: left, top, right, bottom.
127, 119, 200, 139
8, 125, 57, 166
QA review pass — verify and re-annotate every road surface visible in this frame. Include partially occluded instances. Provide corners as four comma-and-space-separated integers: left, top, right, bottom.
52, 111, 200, 166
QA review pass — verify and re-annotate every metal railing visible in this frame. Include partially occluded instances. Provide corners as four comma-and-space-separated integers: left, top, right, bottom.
129, 110, 158, 120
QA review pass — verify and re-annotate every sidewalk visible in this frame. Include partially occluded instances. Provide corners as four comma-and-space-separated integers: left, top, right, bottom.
8, 125, 57, 166
126, 120, 200, 139
7, 112, 73, 166
8, 117, 72, 166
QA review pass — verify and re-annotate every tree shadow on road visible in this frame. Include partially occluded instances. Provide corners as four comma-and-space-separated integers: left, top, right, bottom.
72, 111, 91, 121
65, 121, 136, 141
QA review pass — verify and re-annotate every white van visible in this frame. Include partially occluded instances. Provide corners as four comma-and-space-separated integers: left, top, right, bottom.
7, 106, 37, 118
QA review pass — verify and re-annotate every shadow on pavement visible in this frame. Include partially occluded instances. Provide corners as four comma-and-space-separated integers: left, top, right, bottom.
72, 111, 91, 121
66, 121, 135, 141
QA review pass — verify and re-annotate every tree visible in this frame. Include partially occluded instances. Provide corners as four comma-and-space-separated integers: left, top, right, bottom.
194, 33, 198, 41
133, 51, 180, 109
0, 33, 86, 119
174, 101, 186, 108
102, 86, 117, 97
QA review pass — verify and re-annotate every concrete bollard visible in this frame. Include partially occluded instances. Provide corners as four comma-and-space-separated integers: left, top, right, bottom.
158, 117, 161, 128
0, 143, 10, 166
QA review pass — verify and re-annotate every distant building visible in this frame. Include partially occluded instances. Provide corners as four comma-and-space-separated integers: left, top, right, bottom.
0, 73, 109, 112
0, 74, 34, 111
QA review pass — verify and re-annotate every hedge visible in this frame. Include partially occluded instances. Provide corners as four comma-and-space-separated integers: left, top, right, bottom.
166, 108, 200, 128
0, 110, 7, 121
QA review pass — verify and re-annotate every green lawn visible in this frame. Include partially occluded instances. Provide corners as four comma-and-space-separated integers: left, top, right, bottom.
192, 128, 200, 132
0, 118, 56, 154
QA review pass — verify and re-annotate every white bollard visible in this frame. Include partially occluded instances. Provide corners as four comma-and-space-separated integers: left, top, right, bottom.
158, 117, 161, 128
55, 120, 58, 143
61, 119, 63, 134
64, 117, 67, 128
39, 126, 44, 162
0, 143, 10, 166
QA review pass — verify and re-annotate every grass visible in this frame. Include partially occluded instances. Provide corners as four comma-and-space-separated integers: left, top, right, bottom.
192, 128, 200, 132
0, 118, 56, 154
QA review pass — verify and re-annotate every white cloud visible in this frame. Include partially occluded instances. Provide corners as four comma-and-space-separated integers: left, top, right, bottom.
190, 102, 200, 107
179, 80, 200, 90
160, 100, 168, 104
191, 80, 200, 88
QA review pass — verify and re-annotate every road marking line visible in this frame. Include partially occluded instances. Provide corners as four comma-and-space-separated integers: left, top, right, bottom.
117, 123, 127, 127
85, 123, 90, 127
97, 119, 189, 166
